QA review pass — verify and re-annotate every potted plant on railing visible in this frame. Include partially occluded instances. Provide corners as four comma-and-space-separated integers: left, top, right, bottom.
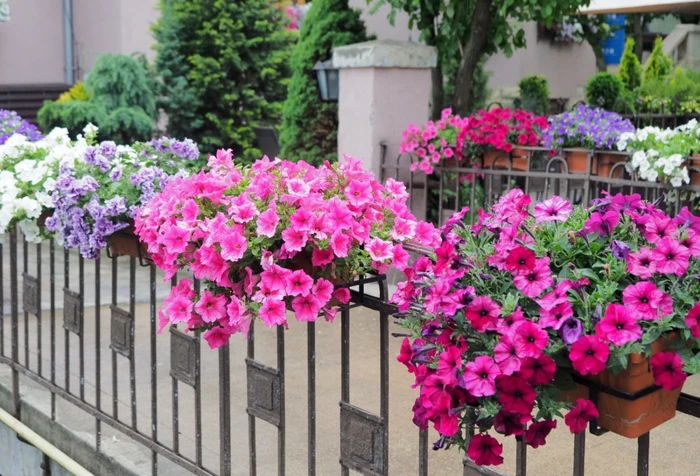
400, 108, 469, 175
136, 150, 441, 349
0, 125, 89, 242
616, 120, 699, 186
457, 107, 547, 172
393, 189, 700, 466
543, 104, 635, 176
45, 131, 199, 260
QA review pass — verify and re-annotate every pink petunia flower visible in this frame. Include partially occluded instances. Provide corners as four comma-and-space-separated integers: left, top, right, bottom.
437, 346, 463, 386
285, 270, 314, 297
260, 265, 290, 293
194, 290, 227, 323
161, 224, 191, 254
652, 238, 690, 276
583, 211, 620, 236
513, 257, 553, 299
467, 434, 504, 467
595, 303, 642, 345
203, 327, 230, 349
511, 321, 548, 358
219, 231, 247, 262
533, 195, 572, 224
525, 419, 557, 448
257, 207, 279, 237
465, 296, 500, 332
680, 229, 700, 258
460, 355, 500, 397
626, 247, 657, 279
564, 399, 599, 434
539, 301, 573, 329
497, 375, 536, 415
281, 227, 309, 253
685, 302, 700, 339
622, 281, 664, 321
644, 215, 677, 243
330, 229, 351, 258
505, 245, 536, 275
292, 294, 322, 322
344, 180, 373, 207
259, 298, 287, 327
366, 237, 394, 262
493, 335, 522, 376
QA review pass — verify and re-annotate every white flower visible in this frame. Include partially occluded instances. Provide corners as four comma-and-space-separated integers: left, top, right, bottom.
14, 197, 42, 219
83, 123, 99, 140
14, 160, 37, 182
43, 177, 56, 192
647, 149, 659, 158
646, 169, 659, 182
19, 220, 41, 243
46, 127, 70, 145
35, 192, 53, 208
671, 175, 683, 187
631, 151, 646, 168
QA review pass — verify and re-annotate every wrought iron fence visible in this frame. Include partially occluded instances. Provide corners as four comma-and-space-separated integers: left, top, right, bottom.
1, 147, 700, 476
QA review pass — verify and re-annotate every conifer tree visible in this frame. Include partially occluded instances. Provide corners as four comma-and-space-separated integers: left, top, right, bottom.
152, 0, 293, 159
644, 36, 673, 83
619, 38, 642, 91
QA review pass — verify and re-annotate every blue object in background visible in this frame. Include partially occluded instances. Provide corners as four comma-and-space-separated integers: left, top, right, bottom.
602, 13, 627, 65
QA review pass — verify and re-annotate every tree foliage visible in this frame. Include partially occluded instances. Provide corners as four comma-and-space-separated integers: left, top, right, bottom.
37, 54, 155, 142
518, 75, 550, 115
369, 0, 590, 115
644, 36, 673, 84
619, 37, 642, 90
585, 72, 623, 110
152, 0, 294, 160
280, 0, 369, 165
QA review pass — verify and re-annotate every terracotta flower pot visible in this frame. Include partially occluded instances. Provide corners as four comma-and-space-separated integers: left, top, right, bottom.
107, 222, 151, 261
562, 334, 682, 438
563, 149, 591, 174
483, 148, 528, 171
686, 155, 700, 186
595, 152, 628, 178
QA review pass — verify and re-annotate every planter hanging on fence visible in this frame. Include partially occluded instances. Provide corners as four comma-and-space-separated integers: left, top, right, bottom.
106, 221, 151, 262
483, 149, 528, 171
37, 209, 53, 229
562, 334, 682, 439
595, 152, 628, 178
563, 148, 591, 173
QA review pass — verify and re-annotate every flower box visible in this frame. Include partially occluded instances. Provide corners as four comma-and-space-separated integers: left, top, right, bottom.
594, 151, 628, 178
563, 148, 591, 173
562, 333, 681, 438
106, 222, 151, 263
483, 149, 529, 171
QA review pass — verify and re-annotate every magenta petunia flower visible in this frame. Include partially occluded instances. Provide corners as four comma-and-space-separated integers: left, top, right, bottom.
260, 264, 291, 293
583, 210, 620, 236
564, 399, 599, 434
203, 327, 230, 349
512, 321, 549, 358
685, 302, 700, 339
651, 351, 687, 390
161, 224, 191, 254
344, 179, 373, 207
513, 257, 554, 299
493, 411, 528, 437
519, 354, 556, 386
536, 280, 573, 311
330, 229, 351, 258
595, 303, 642, 346
281, 227, 309, 253
505, 245, 536, 275
460, 355, 500, 397
533, 195, 572, 224
467, 434, 504, 466
680, 229, 700, 258
569, 335, 609, 376
644, 216, 678, 243
257, 207, 279, 237
622, 281, 664, 321
366, 237, 394, 261
652, 238, 690, 276
465, 296, 500, 332
165, 294, 194, 325
437, 346, 463, 386
219, 231, 248, 262
525, 419, 557, 448
626, 247, 657, 279
497, 375, 536, 415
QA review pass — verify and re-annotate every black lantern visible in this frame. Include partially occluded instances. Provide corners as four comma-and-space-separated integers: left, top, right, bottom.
313, 59, 339, 102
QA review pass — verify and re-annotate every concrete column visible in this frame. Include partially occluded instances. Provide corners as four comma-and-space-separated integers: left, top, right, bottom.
333, 40, 436, 180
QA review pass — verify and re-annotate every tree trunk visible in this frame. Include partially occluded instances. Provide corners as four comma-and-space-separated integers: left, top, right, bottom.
633, 14, 643, 61
453, 0, 492, 116
593, 44, 607, 72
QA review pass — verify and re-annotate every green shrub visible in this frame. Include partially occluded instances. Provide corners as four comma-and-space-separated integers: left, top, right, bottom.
644, 36, 673, 83
37, 53, 155, 143
153, 0, 293, 160
279, 0, 369, 165
518, 75, 550, 115
619, 38, 642, 91
585, 72, 623, 110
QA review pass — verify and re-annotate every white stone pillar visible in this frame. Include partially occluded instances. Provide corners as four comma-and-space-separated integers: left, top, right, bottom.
333, 40, 436, 180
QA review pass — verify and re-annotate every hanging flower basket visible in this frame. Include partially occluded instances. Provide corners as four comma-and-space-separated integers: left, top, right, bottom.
562, 333, 682, 438
106, 221, 151, 262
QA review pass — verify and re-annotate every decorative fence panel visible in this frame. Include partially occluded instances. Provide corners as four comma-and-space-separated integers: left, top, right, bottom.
1, 150, 700, 475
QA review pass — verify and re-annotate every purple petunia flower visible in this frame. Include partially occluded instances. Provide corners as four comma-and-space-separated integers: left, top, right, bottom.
611, 240, 631, 260
559, 317, 583, 345
542, 105, 634, 151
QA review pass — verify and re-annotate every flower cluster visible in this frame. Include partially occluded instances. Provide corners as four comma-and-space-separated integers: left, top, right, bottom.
46, 133, 198, 259
616, 120, 699, 187
542, 105, 635, 150
456, 107, 547, 158
0, 109, 43, 145
393, 190, 700, 465
399, 108, 468, 175
137, 151, 441, 349
0, 127, 89, 241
